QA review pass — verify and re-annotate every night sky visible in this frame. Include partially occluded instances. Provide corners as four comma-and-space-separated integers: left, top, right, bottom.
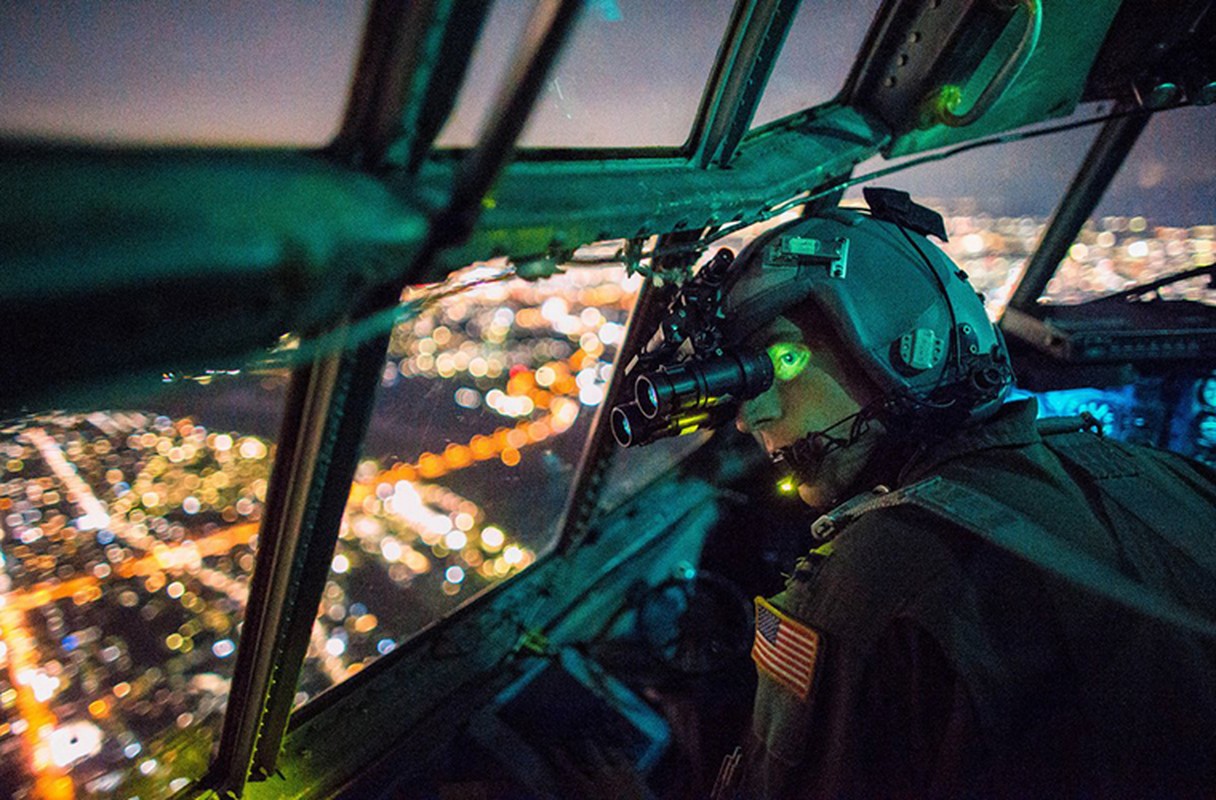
1, 1, 1212, 221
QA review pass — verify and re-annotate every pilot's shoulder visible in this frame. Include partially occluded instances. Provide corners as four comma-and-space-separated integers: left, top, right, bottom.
781, 492, 967, 635
822, 498, 965, 590
811, 482, 968, 570
1118, 437, 1216, 495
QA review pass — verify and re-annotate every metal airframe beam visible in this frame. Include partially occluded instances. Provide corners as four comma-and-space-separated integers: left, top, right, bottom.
210, 351, 348, 791
0, 146, 428, 412
331, 0, 495, 172
687, 0, 804, 168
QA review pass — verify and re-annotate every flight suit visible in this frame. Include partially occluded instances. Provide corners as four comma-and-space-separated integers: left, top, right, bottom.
740, 400, 1216, 799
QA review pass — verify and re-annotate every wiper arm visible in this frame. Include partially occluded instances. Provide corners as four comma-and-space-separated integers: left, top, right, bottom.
1092, 262, 1216, 304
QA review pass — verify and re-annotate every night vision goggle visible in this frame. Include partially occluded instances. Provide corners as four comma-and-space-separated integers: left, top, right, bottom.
610, 249, 774, 447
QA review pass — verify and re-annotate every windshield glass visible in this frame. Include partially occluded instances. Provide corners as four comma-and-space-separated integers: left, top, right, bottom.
842, 117, 1100, 319
437, 0, 736, 148
292, 261, 643, 707
751, 0, 884, 127
840, 105, 1214, 315
1041, 106, 1215, 306
0, 376, 286, 800
0, 2, 367, 146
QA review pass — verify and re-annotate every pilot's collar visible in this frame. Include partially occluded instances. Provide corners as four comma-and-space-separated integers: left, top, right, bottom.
898, 398, 1041, 486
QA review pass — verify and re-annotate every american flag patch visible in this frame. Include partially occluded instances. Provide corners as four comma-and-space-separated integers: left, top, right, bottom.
753, 596, 821, 701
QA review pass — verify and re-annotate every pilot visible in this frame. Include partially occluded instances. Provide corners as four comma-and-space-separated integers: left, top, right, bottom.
714, 192, 1216, 798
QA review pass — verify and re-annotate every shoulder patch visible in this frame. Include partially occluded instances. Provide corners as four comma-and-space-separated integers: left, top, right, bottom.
753, 596, 822, 701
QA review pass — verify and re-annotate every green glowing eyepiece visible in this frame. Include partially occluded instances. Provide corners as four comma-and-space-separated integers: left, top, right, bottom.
777, 475, 798, 495
767, 343, 811, 382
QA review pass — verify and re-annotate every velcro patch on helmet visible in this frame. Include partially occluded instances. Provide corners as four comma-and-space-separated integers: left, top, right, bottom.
768, 236, 849, 279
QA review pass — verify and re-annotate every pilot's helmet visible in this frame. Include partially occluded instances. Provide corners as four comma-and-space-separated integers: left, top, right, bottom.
721, 204, 1013, 428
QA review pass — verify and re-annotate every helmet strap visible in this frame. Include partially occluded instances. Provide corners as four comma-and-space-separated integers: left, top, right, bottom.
771, 401, 881, 484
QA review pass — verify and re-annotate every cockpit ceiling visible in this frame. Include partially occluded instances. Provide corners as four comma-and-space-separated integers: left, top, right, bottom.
846, 0, 1123, 157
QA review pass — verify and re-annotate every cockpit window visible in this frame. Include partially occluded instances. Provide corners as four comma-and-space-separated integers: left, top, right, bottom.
291, 262, 642, 706
1041, 106, 1215, 307
842, 116, 1100, 319
751, 0, 885, 128
436, 0, 736, 149
0, 377, 286, 800
0, 2, 368, 146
